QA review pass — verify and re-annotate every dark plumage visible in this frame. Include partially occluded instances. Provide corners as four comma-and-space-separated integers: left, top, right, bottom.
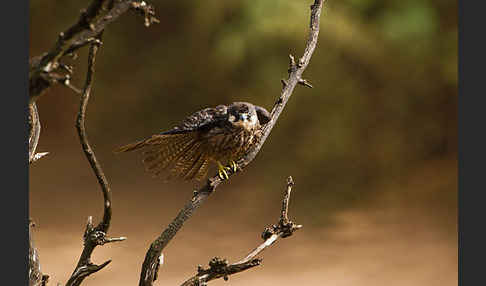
115, 102, 271, 181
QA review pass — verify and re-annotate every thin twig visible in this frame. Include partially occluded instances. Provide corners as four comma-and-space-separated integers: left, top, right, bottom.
180, 177, 301, 286
66, 35, 126, 286
281, 176, 294, 223
74, 34, 111, 235
138, 1, 324, 285
239, 0, 324, 166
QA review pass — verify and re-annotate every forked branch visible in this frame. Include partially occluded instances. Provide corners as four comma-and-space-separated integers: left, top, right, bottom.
66, 36, 126, 286
138, 1, 324, 285
181, 177, 301, 286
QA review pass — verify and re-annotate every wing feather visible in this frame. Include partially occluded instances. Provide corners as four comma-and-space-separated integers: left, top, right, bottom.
186, 155, 210, 181
161, 105, 228, 135
143, 134, 198, 177
114, 104, 230, 181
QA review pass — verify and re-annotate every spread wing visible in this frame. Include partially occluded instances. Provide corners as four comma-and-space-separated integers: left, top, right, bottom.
114, 132, 212, 181
114, 104, 229, 181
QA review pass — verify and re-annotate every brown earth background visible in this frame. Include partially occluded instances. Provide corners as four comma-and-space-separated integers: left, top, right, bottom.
29, 1, 457, 285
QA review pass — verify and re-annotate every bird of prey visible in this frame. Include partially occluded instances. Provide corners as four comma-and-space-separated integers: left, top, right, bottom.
115, 102, 271, 181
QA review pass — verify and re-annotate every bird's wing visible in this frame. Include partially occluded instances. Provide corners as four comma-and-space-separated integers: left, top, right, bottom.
114, 133, 183, 153
114, 131, 212, 181
160, 105, 228, 135
115, 105, 228, 153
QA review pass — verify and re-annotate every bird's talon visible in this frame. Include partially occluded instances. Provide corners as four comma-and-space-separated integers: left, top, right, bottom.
230, 161, 238, 172
217, 162, 230, 180
218, 169, 229, 180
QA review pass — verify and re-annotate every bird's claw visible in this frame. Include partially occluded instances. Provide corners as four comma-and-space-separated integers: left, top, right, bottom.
218, 169, 229, 180
228, 160, 238, 172
217, 161, 238, 180
217, 162, 230, 180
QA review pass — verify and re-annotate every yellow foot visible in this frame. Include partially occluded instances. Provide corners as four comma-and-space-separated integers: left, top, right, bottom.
229, 160, 238, 172
217, 161, 229, 180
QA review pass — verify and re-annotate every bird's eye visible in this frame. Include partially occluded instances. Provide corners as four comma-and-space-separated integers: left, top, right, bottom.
239, 113, 249, 121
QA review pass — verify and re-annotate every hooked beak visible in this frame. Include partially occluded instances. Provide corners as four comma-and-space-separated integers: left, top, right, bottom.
239, 113, 249, 121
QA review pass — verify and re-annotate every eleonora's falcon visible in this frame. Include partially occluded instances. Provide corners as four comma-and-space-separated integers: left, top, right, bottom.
115, 102, 271, 181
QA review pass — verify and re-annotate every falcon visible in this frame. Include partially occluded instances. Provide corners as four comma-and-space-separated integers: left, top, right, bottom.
115, 102, 271, 181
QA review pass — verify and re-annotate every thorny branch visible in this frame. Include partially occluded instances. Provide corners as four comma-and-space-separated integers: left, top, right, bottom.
66, 37, 126, 286
181, 177, 302, 286
138, 1, 325, 285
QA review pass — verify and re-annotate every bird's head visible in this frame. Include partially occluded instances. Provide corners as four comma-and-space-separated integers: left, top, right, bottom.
227, 102, 259, 131
227, 102, 272, 131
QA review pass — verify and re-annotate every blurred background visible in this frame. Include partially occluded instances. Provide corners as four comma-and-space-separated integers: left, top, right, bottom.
29, 0, 457, 285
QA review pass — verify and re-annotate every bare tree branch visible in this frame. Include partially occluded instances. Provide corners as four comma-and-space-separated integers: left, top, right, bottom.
29, 3, 157, 284
29, 0, 159, 103
27, 3, 158, 286
65, 36, 126, 286
240, 0, 324, 166
181, 177, 301, 286
74, 35, 110, 233
138, 1, 325, 285
28, 0, 159, 165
